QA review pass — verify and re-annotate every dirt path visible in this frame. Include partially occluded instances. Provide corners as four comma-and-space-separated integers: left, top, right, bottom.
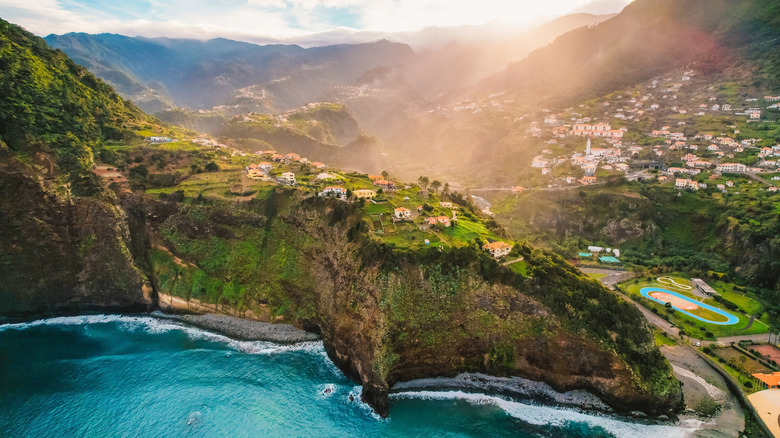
661, 345, 745, 437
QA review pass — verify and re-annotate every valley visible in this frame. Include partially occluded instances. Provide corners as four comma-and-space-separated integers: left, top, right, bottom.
3, 0, 780, 435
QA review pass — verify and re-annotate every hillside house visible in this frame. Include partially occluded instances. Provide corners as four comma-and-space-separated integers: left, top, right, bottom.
531, 156, 550, 168
426, 216, 451, 227
394, 207, 411, 220
258, 162, 272, 172
716, 163, 747, 173
320, 186, 346, 198
278, 172, 296, 185
311, 162, 327, 169
373, 179, 396, 189
354, 189, 376, 199
484, 241, 512, 259
581, 176, 597, 184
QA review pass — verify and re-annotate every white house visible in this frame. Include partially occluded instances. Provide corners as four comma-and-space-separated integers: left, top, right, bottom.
394, 207, 412, 220
320, 186, 346, 197
484, 241, 512, 259
278, 172, 296, 185
716, 163, 747, 173
531, 156, 550, 168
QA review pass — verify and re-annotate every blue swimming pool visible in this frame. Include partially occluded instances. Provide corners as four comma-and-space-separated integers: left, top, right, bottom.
640, 287, 739, 325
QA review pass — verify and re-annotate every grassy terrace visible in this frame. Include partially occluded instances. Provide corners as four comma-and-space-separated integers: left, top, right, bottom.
119, 138, 515, 257
620, 276, 770, 338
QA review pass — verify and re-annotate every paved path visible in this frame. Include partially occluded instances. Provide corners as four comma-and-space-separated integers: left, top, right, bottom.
501, 257, 524, 266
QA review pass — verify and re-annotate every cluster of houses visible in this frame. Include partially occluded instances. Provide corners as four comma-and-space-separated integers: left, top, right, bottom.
242, 150, 331, 186
368, 175, 397, 190
146, 136, 178, 144
525, 72, 780, 191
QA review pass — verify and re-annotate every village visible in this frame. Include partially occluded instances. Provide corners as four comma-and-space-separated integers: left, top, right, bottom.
133, 136, 521, 266
518, 71, 780, 194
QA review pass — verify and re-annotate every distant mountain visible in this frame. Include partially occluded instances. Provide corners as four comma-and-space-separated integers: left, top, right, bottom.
44, 33, 414, 113
484, 0, 780, 105
44, 13, 613, 115
403, 13, 615, 98
219, 103, 385, 173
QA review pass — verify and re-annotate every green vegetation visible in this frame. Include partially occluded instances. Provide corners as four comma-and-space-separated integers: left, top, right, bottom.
494, 180, 780, 330
0, 18, 151, 195
620, 277, 769, 338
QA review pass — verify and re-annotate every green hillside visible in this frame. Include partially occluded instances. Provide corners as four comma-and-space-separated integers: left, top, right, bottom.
0, 18, 150, 194
491, 0, 780, 105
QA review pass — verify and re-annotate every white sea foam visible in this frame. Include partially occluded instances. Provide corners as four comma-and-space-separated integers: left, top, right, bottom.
391, 391, 703, 438
0, 314, 324, 356
348, 386, 386, 422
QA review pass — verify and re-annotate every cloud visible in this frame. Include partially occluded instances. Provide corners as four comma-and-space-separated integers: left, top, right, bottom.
0, 0, 615, 42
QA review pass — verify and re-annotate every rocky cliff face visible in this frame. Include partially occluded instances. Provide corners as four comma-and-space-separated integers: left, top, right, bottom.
280, 201, 681, 416
142, 193, 681, 417
0, 146, 152, 315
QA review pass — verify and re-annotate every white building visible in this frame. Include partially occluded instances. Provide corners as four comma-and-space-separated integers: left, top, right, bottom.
278, 172, 296, 185
716, 163, 747, 173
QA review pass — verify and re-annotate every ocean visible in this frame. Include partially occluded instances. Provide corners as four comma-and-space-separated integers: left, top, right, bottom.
0, 315, 699, 437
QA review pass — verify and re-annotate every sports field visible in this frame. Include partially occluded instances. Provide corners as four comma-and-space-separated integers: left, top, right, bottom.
640, 287, 739, 325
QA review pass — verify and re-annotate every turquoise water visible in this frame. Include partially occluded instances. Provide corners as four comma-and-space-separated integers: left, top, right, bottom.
0, 315, 698, 437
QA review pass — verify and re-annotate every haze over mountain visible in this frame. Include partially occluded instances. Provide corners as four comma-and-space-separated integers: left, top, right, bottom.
39, 0, 780, 188
484, 0, 780, 105
44, 12, 612, 115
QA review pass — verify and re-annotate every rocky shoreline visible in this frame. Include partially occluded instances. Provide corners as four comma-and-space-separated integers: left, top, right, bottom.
151, 311, 320, 344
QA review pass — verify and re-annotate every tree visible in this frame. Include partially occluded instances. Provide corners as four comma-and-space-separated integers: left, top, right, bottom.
381, 170, 389, 179
442, 182, 450, 197
418, 176, 429, 190
205, 161, 219, 172
431, 180, 442, 193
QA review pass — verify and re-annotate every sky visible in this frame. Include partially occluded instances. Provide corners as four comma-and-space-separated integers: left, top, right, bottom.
0, 0, 630, 46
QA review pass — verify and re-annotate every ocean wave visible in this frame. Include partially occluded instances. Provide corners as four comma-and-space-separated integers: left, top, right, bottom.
393, 372, 610, 410
348, 386, 387, 422
0, 314, 325, 356
391, 391, 702, 438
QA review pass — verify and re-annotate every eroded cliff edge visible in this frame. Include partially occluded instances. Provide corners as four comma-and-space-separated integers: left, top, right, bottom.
0, 148, 682, 416
0, 148, 152, 315
141, 190, 683, 417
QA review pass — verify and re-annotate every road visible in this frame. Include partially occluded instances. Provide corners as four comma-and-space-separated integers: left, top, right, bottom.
744, 171, 774, 187
469, 183, 607, 193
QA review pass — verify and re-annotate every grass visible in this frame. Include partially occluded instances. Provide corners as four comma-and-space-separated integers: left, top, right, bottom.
654, 330, 677, 347
365, 202, 394, 216
508, 260, 528, 276
146, 169, 276, 201
620, 277, 770, 337
442, 218, 500, 242
586, 272, 607, 280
